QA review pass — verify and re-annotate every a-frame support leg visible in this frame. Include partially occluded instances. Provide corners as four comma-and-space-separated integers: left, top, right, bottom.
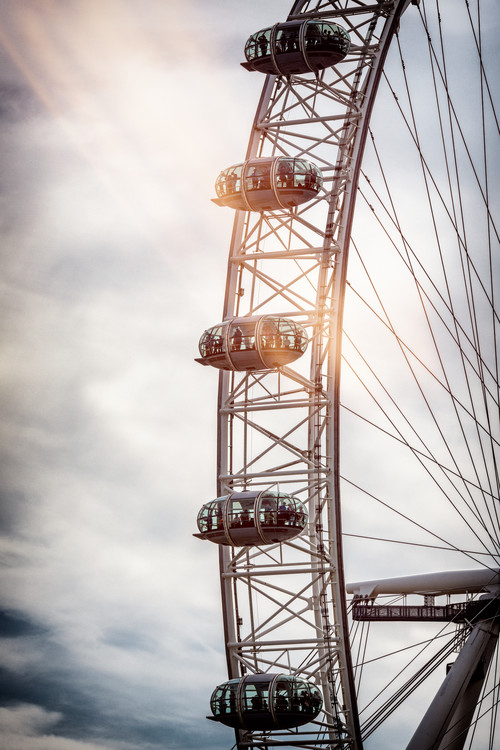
406, 608, 500, 750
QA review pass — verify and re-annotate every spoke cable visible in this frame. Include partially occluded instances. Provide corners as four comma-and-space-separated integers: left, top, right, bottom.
342, 475, 500, 573
342, 345, 500, 556
432, 0, 500, 509
392, 27, 500, 543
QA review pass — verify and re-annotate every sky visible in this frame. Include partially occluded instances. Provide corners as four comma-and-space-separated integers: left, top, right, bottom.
0, 1, 293, 748
0, 2, 498, 750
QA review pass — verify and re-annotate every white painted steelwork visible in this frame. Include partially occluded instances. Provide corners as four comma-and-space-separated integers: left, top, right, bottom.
347, 568, 500, 598
214, 1, 415, 748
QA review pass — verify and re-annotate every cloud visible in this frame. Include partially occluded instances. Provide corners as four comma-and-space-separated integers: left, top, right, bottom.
0, 0, 257, 745
0, 702, 200, 750
0, 1, 497, 749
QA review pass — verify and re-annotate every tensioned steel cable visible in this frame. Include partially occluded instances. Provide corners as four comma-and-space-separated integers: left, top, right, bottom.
457, 652, 500, 749
342, 401, 499, 499
369, 49, 499, 524
341, 474, 500, 573
348, 229, 499, 417
362, 597, 500, 738
360, 620, 469, 737
343, 532, 495, 558
380, 72, 499, 321
341, 335, 500, 556
349, 195, 500, 545
356, 171, 500, 402
391, 25, 500, 546
431, 0, 500, 509
347, 229, 499, 534
347, 7, 500, 557
467, 0, 500, 504
417, 3, 499, 247
465, 0, 500, 438
464, 0, 499, 135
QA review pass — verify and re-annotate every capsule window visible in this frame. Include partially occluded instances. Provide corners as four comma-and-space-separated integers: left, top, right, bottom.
245, 28, 272, 61
315, 22, 350, 54
273, 319, 308, 353
293, 502, 307, 529
275, 159, 322, 194
258, 29, 272, 58
276, 498, 294, 526
197, 504, 211, 533
276, 159, 295, 189
310, 162, 322, 184
275, 680, 292, 712
242, 682, 269, 712
305, 23, 322, 49
285, 678, 323, 714
284, 320, 308, 352
199, 325, 225, 357
197, 498, 227, 533
275, 25, 300, 55
228, 498, 255, 529
211, 499, 227, 532
292, 159, 316, 191
211, 681, 238, 718
284, 495, 307, 529
245, 162, 272, 192
229, 322, 256, 352
216, 165, 242, 199
310, 685, 323, 712
259, 495, 278, 527
276, 319, 295, 349
260, 319, 281, 349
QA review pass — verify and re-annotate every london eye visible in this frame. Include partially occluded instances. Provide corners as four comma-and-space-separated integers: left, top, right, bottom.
194, 1, 499, 748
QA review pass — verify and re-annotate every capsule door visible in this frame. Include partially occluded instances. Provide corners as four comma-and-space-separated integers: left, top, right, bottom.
228, 320, 260, 370
274, 23, 303, 74
240, 675, 274, 730
243, 158, 276, 211
226, 494, 257, 545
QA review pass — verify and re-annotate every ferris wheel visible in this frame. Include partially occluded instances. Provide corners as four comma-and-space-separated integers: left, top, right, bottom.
194, 1, 500, 748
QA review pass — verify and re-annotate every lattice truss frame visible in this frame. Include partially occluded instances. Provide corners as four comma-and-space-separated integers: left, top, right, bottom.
213, 2, 411, 748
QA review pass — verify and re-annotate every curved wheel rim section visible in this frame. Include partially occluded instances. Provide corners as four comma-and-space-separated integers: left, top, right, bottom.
209, 1, 499, 749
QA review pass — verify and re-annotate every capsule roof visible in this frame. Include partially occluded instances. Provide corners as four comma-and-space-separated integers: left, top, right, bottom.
194, 491, 307, 547
208, 673, 322, 731
213, 156, 322, 212
195, 315, 309, 372
242, 20, 350, 76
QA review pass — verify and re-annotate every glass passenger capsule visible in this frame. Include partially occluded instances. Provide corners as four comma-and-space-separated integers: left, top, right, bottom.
195, 315, 308, 371
241, 20, 350, 76
212, 156, 323, 212
208, 673, 322, 730
194, 491, 307, 547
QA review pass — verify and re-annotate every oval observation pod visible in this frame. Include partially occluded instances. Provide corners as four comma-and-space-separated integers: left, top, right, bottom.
194, 491, 307, 546
208, 674, 322, 730
212, 156, 322, 212
195, 315, 308, 371
241, 20, 350, 76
